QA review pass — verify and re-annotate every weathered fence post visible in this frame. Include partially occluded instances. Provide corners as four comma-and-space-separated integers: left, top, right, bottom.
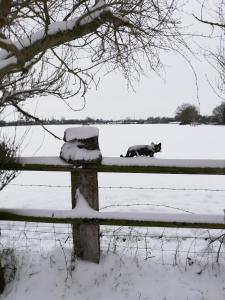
71, 170, 100, 263
0, 261, 5, 294
60, 126, 102, 263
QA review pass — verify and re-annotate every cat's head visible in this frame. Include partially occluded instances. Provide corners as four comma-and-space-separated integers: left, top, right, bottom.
153, 142, 161, 153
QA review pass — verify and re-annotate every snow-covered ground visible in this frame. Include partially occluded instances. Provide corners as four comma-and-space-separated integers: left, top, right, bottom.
1, 124, 225, 299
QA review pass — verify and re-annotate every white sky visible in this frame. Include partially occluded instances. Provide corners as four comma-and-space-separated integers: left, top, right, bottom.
26, 51, 222, 120
6, 0, 224, 121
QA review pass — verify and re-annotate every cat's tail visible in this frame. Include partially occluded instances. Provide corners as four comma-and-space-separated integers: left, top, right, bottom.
120, 154, 124, 157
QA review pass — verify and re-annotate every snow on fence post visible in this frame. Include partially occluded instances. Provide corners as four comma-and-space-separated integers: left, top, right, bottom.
60, 126, 101, 263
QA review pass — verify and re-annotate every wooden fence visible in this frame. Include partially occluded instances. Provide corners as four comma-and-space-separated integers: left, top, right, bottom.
2, 156, 225, 264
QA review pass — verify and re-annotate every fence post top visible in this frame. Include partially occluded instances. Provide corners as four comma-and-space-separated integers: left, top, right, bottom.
60, 126, 102, 165
63, 126, 99, 142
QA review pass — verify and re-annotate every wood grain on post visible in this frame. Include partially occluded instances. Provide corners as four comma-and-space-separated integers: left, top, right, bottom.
71, 171, 100, 264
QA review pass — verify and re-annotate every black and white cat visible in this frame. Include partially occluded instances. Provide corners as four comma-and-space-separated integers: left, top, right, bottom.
120, 142, 161, 157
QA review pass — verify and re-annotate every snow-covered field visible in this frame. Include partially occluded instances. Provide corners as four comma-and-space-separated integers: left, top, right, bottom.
1, 124, 225, 299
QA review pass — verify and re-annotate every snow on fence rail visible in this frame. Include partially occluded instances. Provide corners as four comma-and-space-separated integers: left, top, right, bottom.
3, 156, 225, 174
2, 155, 225, 265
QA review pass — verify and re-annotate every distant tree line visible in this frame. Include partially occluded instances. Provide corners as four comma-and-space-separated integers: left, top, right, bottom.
1, 102, 225, 127
175, 102, 225, 125
0, 116, 175, 127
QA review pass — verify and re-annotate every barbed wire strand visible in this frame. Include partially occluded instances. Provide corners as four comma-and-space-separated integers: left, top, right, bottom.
1, 236, 223, 256
8, 183, 225, 192
100, 203, 194, 214
0, 226, 223, 241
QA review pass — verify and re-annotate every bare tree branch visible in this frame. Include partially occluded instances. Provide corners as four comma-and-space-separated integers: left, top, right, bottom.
195, 0, 225, 94
193, 15, 225, 29
11, 103, 62, 140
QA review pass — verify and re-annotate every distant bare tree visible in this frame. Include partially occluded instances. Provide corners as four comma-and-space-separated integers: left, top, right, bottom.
212, 101, 225, 124
175, 103, 199, 125
0, 0, 186, 120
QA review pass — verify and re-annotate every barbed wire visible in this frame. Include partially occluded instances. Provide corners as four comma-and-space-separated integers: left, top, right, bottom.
100, 203, 194, 214
8, 183, 225, 192
9, 183, 71, 188
2, 183, 225, 261
1, 224, 225, 260
1, 223, 222, 238
2, 235, 222, 256
104, 243, 225, 255
0, 228, 71, 235
1, 232, 223, 256
0, 223, 71, 229
0, 226, 223, 241
100, 186, 225, 192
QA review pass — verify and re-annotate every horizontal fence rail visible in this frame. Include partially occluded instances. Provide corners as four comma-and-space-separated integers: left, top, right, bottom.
3, 156, 225, 174
0, 209, 225, 230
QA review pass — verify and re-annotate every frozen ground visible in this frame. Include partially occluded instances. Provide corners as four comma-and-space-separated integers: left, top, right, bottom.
1, 124, 225, 299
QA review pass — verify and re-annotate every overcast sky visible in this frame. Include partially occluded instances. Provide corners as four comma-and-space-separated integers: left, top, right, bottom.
9, 0, 224, 121
27, 50, 221, 120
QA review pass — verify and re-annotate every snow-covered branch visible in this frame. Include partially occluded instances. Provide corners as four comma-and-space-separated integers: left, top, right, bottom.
0, 2, 131, 78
